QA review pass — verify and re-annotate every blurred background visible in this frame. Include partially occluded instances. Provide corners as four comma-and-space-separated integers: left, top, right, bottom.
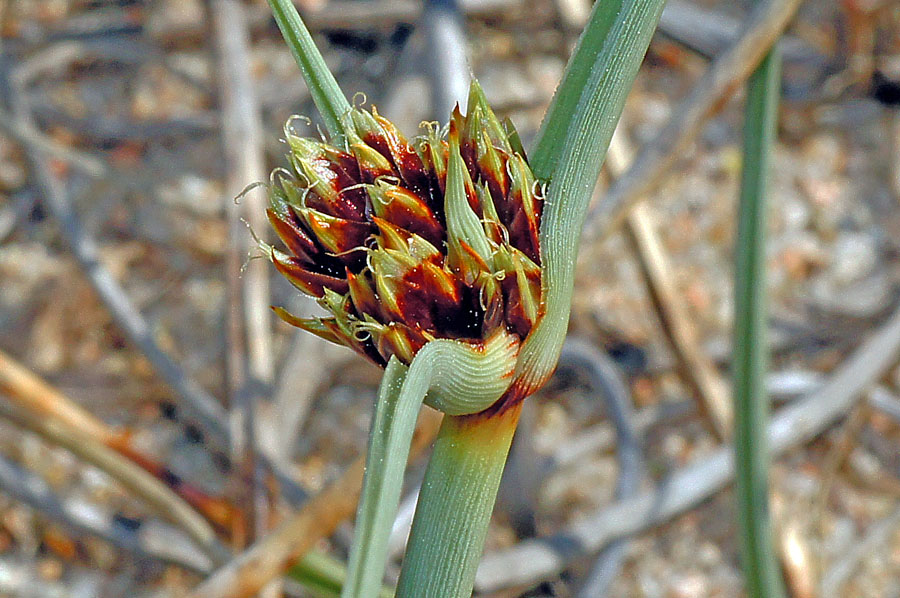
1, 0, 900, 596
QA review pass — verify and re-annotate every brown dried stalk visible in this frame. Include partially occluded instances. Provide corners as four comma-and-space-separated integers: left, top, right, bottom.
0, 398, 230, 564
189, 407, 443, 598
0, 349, 240, 530
211, 0, 274, 546
606, 131, 733, 438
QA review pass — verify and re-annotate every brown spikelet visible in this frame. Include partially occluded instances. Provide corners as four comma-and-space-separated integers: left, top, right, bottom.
266, 83, 544, 366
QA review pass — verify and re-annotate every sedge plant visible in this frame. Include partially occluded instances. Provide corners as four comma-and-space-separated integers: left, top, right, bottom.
263, 0, 665, 596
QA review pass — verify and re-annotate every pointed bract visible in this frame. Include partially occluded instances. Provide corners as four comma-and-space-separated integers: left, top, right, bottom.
271, 248, 348, 297
372, 217, 441, 263
367, 181, 444, 247
266, 207, 318, 263
288, 136, 366, 221
505, 154, 542, 263
272, 307, 345, 345
296, 207, 372, 256
347, 268, 382, 319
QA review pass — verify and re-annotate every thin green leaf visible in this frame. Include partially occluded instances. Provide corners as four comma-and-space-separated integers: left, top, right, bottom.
529, 0, 627, 181
342, 357, 413, 598
513, 0, 667, 397
733, 47, 786, 598
267, 0, 351, 141
287, 552, 393, 598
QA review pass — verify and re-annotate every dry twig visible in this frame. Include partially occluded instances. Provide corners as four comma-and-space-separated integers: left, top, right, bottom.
658, 0, 815, 64
27, 98, 218, 142
0, 348, 240, 530
607, 128, 733, 439
1, 45, 231, 448
0, 452, 213, 574
0, 349, 115, 443
0, 398, 230, 564
211, 0, 273, 545
774, 497, 816, 598
189, 408, 443, 598
868, 386, 900, 423
2, 49, 312, 507
0, 106, 107, 177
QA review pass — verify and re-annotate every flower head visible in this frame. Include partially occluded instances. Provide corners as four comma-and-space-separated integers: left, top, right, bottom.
266, 82, 543, 366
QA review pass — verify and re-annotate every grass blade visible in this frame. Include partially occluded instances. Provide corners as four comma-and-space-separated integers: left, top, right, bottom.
267, 0, 351, 140
342, 357, 416, 598
733, 47, 786, 598
513, 0, 667, 398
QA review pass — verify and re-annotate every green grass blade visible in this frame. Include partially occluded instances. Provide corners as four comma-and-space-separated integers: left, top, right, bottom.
733, 47, 786, 598
267, 0, 350, 141
342, 357, 416, 598
529, 0, 626, 181
513, 0, 667, 397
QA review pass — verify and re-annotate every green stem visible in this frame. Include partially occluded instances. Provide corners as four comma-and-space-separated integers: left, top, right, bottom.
342, 333, 519, 598
529, 0, 628, 181
267, 0, 351, 141
733, 47, 786, 598
389, 5, 666, 595
288, 545, 394, 598
396, 405, 523, 598
514, 0, 667, 397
